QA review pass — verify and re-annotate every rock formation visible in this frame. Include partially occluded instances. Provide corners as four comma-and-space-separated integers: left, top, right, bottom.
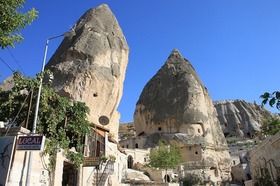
0, 75, 14, 91
214, 100, 272, 138
133, 49, 231, 183
45, 4, 129, 139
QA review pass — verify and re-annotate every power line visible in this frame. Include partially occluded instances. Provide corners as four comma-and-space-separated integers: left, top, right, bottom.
0, 56, 15, 73
7, 47, 26, 75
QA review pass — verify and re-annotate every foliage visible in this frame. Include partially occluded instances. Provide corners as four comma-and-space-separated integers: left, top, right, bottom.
148, 140, 181, 169
0, 0, 38, 48
100, 156, 108, 163
261, 117, 280, 136
254, 168, 274, 186
179, 173, 204, 186
0, 72, 91, 170
260, 91, 280, 110
147, 140, 181, 182
108, 154, 116, 162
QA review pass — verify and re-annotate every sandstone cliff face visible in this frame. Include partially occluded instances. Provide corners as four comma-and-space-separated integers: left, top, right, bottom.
214, 100, 272, 138
134, 49, 231, 182
46, 4, 129, 139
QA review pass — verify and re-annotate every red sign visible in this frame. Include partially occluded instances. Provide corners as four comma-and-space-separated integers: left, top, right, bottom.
17, 135, 45, 151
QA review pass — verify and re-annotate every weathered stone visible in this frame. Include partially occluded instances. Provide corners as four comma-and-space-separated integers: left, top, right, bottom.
0, 75, 14, 91
45, 4, 129, 139
214, 100, 273, 138
133, 49, 231, 183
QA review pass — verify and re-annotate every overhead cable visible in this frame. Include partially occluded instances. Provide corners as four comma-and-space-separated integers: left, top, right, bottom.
8, 47, 26, 75
0, 56, 15, 73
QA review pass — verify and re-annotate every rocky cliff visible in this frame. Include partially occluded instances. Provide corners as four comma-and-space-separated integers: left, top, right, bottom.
133, 49, 231, 183
45, 4, 129, 139
214, 100, 272, 138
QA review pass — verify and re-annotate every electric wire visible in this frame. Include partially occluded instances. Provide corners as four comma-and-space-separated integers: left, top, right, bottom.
7, 47, 26, 75
0, 56, 15, 73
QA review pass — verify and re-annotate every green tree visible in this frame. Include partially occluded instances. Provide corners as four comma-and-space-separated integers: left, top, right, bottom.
0, 72, 91, 180
0, 0, 38, 48
260, 91, 280, 110
261, 117, 280, 136
180, 173, 204, 186
147, 140, 181, 183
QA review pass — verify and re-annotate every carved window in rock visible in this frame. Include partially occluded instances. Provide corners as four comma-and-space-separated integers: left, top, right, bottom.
198, 129, 201, 133
158, 127, 162, 131
138, 131, 146, 136
164, 174, 171, 183
164, 174, 170, 183
128, 155, 133, 169
135, 143, 138, 149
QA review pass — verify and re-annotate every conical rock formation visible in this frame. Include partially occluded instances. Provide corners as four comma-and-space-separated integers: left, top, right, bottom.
134, 49, 231, 182
46, 4, 129, 139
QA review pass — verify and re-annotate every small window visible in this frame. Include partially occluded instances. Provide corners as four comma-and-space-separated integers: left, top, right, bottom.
189, 147, 192, 151
158, 127, 162, 131
233, 160, 236, 165
144, 158, 147, 162
135, 143, 138, 148
198, 129, 201, 133
195, 151, 198, 155
126, 145, 129, 148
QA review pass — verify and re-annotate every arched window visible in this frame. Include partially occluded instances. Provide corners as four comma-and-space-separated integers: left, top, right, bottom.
164, 174, 171, 183
135, 143, 138, 148
128, 155, 133, 169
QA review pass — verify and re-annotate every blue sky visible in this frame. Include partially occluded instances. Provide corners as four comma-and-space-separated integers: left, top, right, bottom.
1, 0, 280, 122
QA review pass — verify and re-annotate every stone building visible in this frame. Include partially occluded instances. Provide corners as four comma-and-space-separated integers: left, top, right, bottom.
249, 131, 280, 185
0, 124, 128, 186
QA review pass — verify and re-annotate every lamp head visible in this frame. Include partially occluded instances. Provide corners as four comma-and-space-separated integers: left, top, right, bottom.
63, 29, 76, 38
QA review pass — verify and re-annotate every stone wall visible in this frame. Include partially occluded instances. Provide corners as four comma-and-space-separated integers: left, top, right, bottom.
249, 131, 280, 184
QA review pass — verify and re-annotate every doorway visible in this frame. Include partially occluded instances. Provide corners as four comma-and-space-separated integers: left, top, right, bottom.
62, 161, 77, 186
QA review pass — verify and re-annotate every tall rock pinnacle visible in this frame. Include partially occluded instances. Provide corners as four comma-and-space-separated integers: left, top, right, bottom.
134, 49, 231, 182
46, 4, 129, 139
134, 49, 217, 135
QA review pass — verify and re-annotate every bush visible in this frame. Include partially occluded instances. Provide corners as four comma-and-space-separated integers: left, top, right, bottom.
180, 173, 203, 186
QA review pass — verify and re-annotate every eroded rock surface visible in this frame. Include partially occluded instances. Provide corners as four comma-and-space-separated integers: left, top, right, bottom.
134, 49, 231, 183
46, 4, 129, 139
214, 100, 272, 138
0, 75, 14, 91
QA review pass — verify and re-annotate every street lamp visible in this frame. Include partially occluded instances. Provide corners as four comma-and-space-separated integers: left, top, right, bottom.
25, 29, 75, 186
